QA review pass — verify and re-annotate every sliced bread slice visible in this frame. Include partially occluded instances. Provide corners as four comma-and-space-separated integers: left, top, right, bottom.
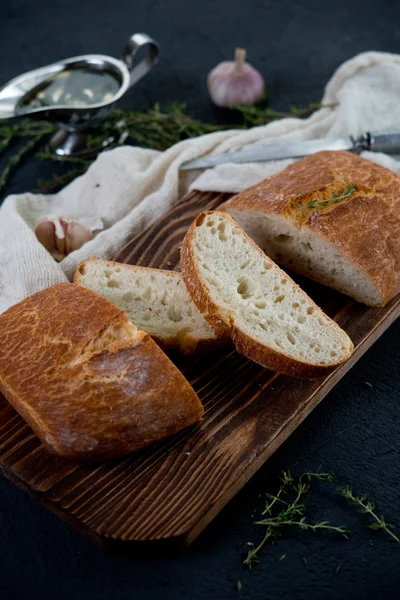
181, 211, 353, 378
74, 258, 217, 354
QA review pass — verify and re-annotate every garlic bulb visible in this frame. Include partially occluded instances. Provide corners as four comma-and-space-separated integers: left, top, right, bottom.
207, 48, 264, 108
35, 217, 92, 261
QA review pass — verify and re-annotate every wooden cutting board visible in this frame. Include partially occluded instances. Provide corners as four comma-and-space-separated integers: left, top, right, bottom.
0, 190, 399, 549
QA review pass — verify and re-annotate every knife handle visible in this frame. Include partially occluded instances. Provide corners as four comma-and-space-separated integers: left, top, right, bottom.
359, 133, 400, 155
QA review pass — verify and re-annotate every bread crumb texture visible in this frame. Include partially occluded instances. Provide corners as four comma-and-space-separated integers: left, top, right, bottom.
74, 259, 216, 353
181, 211, 353, 377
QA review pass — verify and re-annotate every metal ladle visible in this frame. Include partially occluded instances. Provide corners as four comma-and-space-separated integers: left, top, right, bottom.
0, 33, 159, 156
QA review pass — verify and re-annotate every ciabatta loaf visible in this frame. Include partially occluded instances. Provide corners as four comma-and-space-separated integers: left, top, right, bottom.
181, 211, 353, 378
0, 283, 203, 461
74, 258, 217, 353
220, 151, 400, 306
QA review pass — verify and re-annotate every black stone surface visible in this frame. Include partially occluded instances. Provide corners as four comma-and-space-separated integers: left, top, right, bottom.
0, 1, 400, 598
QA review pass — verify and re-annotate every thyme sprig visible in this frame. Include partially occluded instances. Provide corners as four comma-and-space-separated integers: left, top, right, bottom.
234, 100, 336, 127
0, 119, 57, 195
339, 486, 400, 543
244, 468, 400, 569
0, 100, 330, 197
307, 183, 356, 210
243, 469, 351, 569
0, 133, 50, 193
33, 166, 88, 194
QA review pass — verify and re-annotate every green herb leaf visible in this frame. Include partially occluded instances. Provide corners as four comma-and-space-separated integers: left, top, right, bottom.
243, 470, 350, 568
307, 183, 356, 210
339, 486, 399, 543
0, 101, 333, 197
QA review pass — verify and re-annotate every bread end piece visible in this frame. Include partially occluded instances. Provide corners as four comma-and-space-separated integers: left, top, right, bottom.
0, 283, 203, 461
220, 151, 400, 306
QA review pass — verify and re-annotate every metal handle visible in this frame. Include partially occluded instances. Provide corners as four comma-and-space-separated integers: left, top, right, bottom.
355, 132, 400, 155
369, 133, 400, 155
123, 33, 159, 88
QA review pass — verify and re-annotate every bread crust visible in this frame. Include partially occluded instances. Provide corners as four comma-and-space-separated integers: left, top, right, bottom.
220, 151, 400, 306
181, 211, 353, 378
74, 258, 222, 354
0, 283, 203, 461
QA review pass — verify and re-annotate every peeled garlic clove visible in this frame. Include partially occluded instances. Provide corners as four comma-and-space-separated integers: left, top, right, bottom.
207, 48, 264, 108
65, 220, 93, 254
54, 218, 67, 257
35, 219, 65, 261
35, 217, 92, 261
35, 220, 56, 252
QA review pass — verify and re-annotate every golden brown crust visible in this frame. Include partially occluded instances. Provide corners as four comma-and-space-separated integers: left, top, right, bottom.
231, 328, 338, 378
181, 211, 353, 379
220, 151, 400, 305
74, 257, 222, 354
0, 283, 203, 461
180, 224, 232, 340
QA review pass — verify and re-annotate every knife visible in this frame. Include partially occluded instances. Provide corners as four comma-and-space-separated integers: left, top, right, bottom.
180, 132, 400, 171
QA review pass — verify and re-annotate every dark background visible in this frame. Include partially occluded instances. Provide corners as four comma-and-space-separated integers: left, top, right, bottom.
1, 1, 400, 598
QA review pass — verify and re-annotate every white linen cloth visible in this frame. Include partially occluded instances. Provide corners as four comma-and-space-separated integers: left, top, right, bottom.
1, 51, 400, 312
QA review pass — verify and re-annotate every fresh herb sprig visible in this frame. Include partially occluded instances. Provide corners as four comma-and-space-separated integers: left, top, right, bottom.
0, 100, 333, 196
243, 469, 351, 569
339, 486, 400, 543
33, 166, 88, 194
307, 183, 356, 210
0, 120, 56, 194
233, 100, 332, 127
244, 468, 400, 569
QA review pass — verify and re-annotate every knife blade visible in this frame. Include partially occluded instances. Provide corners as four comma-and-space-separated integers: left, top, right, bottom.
179, 132, 400, 171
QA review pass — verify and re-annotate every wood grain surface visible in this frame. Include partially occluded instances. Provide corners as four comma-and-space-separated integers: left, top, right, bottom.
0, 190, 399, 548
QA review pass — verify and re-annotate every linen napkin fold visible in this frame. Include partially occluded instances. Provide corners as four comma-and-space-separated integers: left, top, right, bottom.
1, 51, 400, 313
